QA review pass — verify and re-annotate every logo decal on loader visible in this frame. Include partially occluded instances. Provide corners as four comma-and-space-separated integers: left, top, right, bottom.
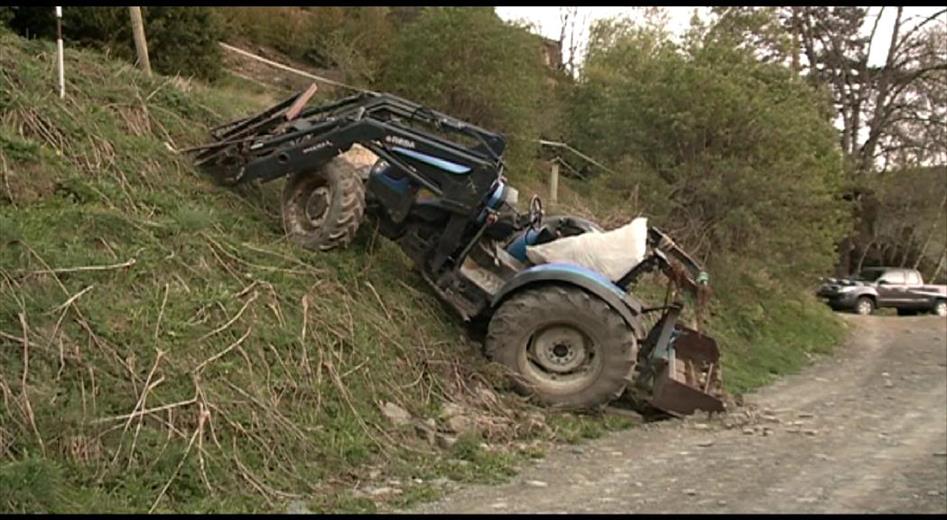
385, 135, 416, 149
302, 140, 333, 154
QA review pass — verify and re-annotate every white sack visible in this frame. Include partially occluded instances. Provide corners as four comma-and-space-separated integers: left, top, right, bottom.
525, 217, 648, 282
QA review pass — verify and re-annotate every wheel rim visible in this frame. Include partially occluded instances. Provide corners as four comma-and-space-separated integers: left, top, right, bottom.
519, 323, 602, 391
857, 300, 872, 315
936, 302, 947, 317
304, 186, 331, 228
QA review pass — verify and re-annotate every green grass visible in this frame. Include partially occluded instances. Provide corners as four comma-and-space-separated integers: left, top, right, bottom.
702, 261, 845, 394
0, 28, 845, 513
0, 29, 549, 513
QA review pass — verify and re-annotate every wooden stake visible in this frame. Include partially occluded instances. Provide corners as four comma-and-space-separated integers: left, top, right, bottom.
55, 6, 64, 98
549, 159, 560, 204
128, 7, 152, 76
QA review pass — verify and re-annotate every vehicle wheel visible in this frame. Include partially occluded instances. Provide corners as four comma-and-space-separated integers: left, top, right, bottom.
934, 300, 947, 317
485, 285, 637, 409
282, 157, 366, 251
854, 297, 874, 316
896, 308, 918, 316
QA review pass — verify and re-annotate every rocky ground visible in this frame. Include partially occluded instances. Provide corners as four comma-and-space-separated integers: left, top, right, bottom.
410, 314, 947, 514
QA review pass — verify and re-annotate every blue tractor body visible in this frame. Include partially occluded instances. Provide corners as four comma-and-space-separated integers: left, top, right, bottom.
192, 87, 724, 414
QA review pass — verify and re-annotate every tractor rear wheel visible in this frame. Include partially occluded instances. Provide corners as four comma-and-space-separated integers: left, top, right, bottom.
485, 285, 637, 409
282, 157, 366, 252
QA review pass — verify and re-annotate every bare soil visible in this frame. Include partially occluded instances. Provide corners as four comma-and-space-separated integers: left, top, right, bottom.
411, 314, 947, 514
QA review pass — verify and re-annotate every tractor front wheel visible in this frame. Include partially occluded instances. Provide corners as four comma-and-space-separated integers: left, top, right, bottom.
485, 285, 637, 410
282, 157, 366, 252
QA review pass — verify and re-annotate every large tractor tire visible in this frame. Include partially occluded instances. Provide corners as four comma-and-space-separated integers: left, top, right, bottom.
281, 157, 366, 251
485, 285, 637, 409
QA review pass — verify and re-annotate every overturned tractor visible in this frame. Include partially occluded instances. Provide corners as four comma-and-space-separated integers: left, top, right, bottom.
187, 86, 725, 415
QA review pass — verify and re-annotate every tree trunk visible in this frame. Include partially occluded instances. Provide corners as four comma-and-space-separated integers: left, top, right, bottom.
913, 193, 947, 269
129, 7, 152, 76
931, 249, 946, 284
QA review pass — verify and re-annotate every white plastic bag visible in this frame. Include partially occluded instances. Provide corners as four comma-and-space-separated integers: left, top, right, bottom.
525, 217, 649, 282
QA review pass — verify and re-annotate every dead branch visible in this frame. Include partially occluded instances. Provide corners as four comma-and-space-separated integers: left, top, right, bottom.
118, 350, 166, 469
155, 283, 170, 340
363, 281, 393, 322
193, 327, 253, 374
149, 409, 205, 513
47, 284, 96, 315
20, 258, 136, 276
19, 312, 45, 455
197, 292, 258, 342
93, 397, 197, 424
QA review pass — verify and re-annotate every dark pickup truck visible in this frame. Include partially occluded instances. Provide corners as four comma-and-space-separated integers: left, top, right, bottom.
817, 267, 947, 316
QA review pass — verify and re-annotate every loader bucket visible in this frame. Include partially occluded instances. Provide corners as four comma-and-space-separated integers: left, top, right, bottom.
649, 326, 725, 416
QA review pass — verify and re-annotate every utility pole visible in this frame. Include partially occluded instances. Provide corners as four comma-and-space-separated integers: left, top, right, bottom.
128, 7, 152, 76
55, 6, 64, 98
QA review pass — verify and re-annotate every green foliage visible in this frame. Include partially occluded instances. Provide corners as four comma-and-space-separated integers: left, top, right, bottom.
218, 7, 397, 87
0, 457, 65, 512
0, 30, 542, 513
568, 15, 849, 281
702, 256, 844, 393
378, 7, 552, 178
4, 6, 223, 80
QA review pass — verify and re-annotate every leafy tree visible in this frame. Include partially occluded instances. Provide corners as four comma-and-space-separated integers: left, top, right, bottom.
377, 7, 554, 175
781, 7, 947, 275
568, 14, 848, 279
3, 6, 223, 80
218, 7, 396, 87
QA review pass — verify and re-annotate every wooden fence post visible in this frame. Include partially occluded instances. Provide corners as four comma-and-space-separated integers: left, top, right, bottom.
55, 6, 64, 98
549, 159, 559, 204
129, 7, 152, 76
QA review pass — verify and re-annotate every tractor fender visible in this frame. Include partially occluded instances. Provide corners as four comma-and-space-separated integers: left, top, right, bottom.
489, 263, 646, 338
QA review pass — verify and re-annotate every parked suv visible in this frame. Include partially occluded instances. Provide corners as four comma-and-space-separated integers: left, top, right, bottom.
817, 267, 947, 316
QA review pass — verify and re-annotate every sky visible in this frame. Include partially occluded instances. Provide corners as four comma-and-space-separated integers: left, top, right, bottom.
496, 6, 946, 68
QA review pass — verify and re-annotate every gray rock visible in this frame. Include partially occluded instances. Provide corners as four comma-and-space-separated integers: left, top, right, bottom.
380, 401, 412, 426
436, 433, 458, 450
286, 500, 312, 514
368, 486, 397, 497
414, 420, 436, 445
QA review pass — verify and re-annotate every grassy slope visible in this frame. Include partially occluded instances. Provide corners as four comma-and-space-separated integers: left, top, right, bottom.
0, 31, 842, 513
0, 31, 587, 513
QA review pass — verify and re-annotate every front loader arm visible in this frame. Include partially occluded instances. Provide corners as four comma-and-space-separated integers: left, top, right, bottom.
617, 226, 709, 298
188, 89, 506, 193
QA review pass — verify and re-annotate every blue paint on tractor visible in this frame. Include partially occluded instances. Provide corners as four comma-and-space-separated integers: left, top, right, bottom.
372, 167, 411, 193
392, 146, 471, 174
518, 262, 627, 299
506, 227, 542, 263
485, 181, 505, 209
476, 181, 507, 223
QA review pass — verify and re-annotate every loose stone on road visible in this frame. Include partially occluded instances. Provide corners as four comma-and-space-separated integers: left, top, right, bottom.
410, 315, 947, 514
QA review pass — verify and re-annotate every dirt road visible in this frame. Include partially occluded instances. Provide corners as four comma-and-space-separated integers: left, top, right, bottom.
412, 315, 947, 514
